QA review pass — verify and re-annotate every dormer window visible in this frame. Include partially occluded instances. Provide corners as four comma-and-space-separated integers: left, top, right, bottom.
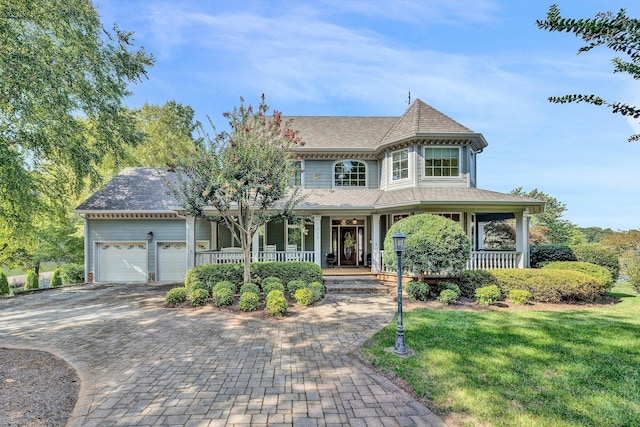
424, 147, 460, 177
392, 149, 408, 181
334, 160, 366, 187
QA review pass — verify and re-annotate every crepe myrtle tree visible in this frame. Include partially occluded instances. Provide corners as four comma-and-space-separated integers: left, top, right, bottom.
170, 95, 305, 284
383, 214, 471, 276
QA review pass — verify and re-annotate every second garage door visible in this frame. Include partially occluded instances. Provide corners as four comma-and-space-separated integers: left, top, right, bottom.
157, 242, 187, 282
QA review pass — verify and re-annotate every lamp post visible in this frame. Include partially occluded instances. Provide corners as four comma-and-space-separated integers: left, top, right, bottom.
393, 230, 408, 355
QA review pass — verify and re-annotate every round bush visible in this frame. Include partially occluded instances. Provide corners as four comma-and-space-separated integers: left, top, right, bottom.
287, 279, 307, 296
263, 281, 285, 296
165, 287, 187, 305
383, 214, 471, 274
308, 281, 325, 301
239, 291, 260, 311
542, 261, 613, 290
190, 288, 210, 306
437, 282, 461, 298
265, 289, 288, 316
240, 283, 260, 295
439, 289, 458, 305
509, 289, 531, 305
213, 287, 235, 307
60, 263, 84, 284
475, 285, 501, 306
453, 270, 496, 298
261, 276, 283, 287
213, 280, 237, 294
0, 270, 10, 296
24, 270, 39, 290
50, 268, 63, 287
406, 280, 430, 301
573, 243, 620, 281
294, 288, 314, 306
189, 280, 209, 296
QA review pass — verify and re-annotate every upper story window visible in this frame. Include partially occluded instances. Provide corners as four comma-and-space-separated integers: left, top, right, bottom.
290, 160, 302, 187
424, 147, 460, 177
334, 160, 366, 187
392, 149, 408, 181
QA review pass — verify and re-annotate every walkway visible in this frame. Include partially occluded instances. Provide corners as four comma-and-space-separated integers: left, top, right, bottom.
0, 282, 444, 427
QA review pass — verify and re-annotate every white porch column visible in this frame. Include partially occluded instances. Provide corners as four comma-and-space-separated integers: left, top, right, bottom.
371, 214, 381, 273
252, 231, 259, 262
186, 216, 196, 270
515, 210, 530, 268
314, 215, 322, 267
477, 222, 485, 250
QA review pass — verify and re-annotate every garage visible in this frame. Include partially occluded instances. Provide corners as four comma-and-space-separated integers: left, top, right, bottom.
157, 242, 187, 282
97, 242, 147, 282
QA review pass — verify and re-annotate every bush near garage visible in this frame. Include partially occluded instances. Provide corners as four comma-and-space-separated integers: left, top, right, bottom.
50, 268, 63, 287
265, 289, 288, 316
60, 263, 84, 284
542, 261, 614, 290
491, 268, 604, 303
239, 283, 260, 295
212, 287, 235, 307
189, 288, 209, 307
239, 291, 260, 311
0, 269, 10, 295
188, 280, 209, 297
24, 270, 39, 290
165, 287, 187, 306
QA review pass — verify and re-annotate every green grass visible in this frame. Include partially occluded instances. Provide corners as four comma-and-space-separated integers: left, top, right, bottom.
359, 282, 640, 426
1, 262, 57, 277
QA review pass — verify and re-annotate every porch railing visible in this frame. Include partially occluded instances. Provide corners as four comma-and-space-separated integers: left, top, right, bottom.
196, 250, 315, 266
379, 250, 521, 273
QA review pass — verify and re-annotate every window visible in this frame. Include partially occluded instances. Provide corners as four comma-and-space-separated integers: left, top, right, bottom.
334, 160, 366, 187
424, 147, 459, 177
392, 149, 408, 181
290, 160, 302, 187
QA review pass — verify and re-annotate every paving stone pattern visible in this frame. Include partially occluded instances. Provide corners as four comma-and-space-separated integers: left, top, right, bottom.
0, 282, 444, 426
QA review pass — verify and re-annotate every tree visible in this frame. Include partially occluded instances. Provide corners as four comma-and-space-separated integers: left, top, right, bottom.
511, 188, 577, 245
170, 95, 305, 284
126, 101, 200, 167
0, 0, 154, 235
537, 4, 640, 141
383, 214, 471, 275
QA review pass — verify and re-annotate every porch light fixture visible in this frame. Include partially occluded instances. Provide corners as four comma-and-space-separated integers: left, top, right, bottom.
147, 231, 154, 241
352, 218, 358, 225
392, 231, 408, 355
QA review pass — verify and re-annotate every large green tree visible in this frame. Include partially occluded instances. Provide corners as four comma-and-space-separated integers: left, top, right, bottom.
537, 4, 640, 141
0, 0, 154, 237
170, 95, 305, 284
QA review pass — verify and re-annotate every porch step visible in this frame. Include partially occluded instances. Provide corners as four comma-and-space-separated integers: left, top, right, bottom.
323, 275, 391, 295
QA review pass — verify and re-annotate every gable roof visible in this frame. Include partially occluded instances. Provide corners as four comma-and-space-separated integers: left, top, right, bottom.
289, 99, 487, 156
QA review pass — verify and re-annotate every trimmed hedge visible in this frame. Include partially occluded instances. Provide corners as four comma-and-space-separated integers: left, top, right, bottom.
572, 244, 620, 281
190, 288, 209, 306
240, 283, 260, 295
24, 271, 39, 290
491, 269, 604, 303
286, 279, 307, 297
542, 261, 614, 290
0, 270, 9, 295
406, 280, 430, 301
262, 281, 285, 295
509, 289, 531, 305
185, 262, 322, 289
166, 287, 187, 305
265, 289, 288, 316
308, 281, 325, 301
239, 292, 259, 311
50, 268, 63, 287
530, 245, 576, 268
439, 289, 458, 305
475, 285, 501, 306
294, 288, 314, 306
60, 263, 84, 284
453, 270, 496, 298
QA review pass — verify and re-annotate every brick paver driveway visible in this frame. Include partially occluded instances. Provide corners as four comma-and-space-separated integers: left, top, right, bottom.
0, 282, 444, 426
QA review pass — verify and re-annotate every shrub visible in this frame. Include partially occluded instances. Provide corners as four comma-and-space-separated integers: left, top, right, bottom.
383, 214, 471, 274
436, 282, 461, 297
475, 285, 501, 306
0, 270, 9, 296
294, 288, 314, 306
212, 287, 235, 307
190, 288, 210, 306
439, 289, 458, 305
239, 291, 259, 311
542, 261, 614, 290
240, 283, 260, 295
252, 262, 323, 285
627, 257, 640, 293
406, 280, 430, 301
213, 280, 237, 294
308, 281, 325, 301
491, 269, 604, 303
188, 280, 209, 296
265, 289, 288, 316
261, 276, 283, 288
453, 270, 496, 298
24, 270, 39, 290
509, 289, 531, 305
50, 268, 63, 287
60, 263, 84, 284
165, 287, 187, 305
262, 281, 285, 296
185, 264, 243, 290
287, 279, 307, 296
573, 243, 620, 281
530, 245, 576, 268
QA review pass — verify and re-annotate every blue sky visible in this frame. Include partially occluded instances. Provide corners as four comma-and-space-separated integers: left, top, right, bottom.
95, 0, 640, 230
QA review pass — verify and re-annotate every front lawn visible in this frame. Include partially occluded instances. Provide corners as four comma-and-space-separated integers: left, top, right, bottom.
359, 282, 640, 426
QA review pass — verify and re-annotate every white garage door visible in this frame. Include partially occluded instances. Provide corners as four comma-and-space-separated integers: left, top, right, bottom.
157, 242, 187, 282
97, 242, 147, 282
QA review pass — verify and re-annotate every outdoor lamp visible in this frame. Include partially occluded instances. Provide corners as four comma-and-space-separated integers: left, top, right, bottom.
147, 231, 154, 241
392, 230, 408, 355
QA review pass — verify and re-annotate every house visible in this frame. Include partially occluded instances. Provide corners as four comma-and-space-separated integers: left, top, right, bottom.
74, 99, 545, 283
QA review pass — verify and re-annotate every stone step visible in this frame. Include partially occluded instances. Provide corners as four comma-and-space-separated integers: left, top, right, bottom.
323, 276, 391, 295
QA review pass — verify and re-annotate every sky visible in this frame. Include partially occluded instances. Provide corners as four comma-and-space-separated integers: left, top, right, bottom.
94, 0, 640, 231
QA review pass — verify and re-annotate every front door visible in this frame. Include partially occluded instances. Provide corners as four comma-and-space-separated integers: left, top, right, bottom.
340, 227, 357, 265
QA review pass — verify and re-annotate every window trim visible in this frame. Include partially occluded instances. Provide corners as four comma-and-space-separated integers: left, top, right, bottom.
422, 146, 461, 178
290, 159, 304, 188
333, 159, 367, 188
